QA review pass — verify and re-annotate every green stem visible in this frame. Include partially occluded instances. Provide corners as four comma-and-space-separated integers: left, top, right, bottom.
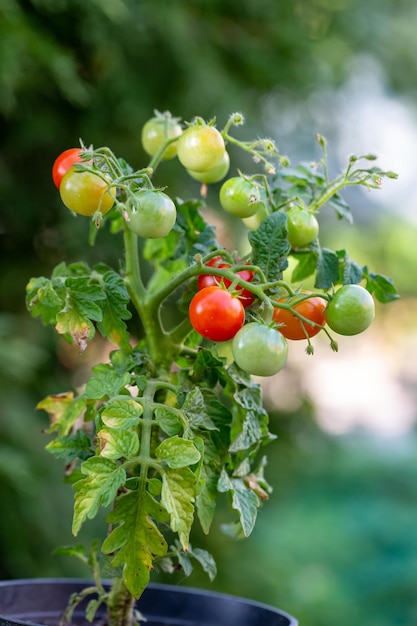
107, 578, 136, 626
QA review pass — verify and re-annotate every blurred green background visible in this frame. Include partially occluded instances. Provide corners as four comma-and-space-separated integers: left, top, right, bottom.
2, 1, 417, 625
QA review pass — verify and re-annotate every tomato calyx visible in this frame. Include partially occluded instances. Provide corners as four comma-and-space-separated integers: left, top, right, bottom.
197, 256, 257, 307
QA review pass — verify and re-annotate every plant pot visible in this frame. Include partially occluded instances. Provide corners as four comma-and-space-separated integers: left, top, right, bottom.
0, 579, 298, 626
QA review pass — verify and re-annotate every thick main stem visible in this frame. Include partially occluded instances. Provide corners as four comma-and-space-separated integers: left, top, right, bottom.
107, 578, 137, 626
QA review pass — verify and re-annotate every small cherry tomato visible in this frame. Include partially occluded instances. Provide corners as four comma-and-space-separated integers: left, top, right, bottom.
177, 124, 225, 173
141, 114, 183, 160
219, 177, 262, 218
59, 169, 116, 216
189, 286, 245, 342
232, 323, 288, 377
197, 257, 255, 307
286, 206, 319, 248
272, 292, 327, 340
127, 190, 176, 238
187, 151, 230, 184
52, 148, 83, 189
325, 284, 375, 336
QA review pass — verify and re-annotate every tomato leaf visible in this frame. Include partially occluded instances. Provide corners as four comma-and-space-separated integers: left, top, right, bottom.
94, 267, 132, 350
101, 398, 143, 429
84, 363, 131, 400
26, 276, 64, 325
102, 491, 168, 599
155, 436, 201, 469
37, 392, 87, 436
314, 247, 340, 289
217, 469, 259, 537
45, 430, 93, 462
160, 466, 197, 550
291, 250, 318, 283
97, 427, 139, 460
363, 267, 400, 303
72, 457, 127, 535
248, 211, 290, 282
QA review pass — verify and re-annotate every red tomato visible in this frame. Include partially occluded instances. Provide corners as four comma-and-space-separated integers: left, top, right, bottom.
272, 293, 327, 340
52, 148, 83, 189
197, 257, 255, 307
189, 286, 245, 342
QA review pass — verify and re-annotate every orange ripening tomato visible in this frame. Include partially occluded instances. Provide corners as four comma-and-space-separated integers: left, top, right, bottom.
272, 293, 327, 340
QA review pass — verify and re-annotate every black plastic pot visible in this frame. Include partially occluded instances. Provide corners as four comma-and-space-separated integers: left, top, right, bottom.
0, 579, 297, 626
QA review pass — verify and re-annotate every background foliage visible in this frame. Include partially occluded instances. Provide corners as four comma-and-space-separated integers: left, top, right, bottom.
2, 1, 417, 625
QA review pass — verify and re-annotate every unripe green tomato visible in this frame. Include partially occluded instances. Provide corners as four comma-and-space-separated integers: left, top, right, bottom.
325, 284, 375, 336
241, 199, 270, 230
232, 323, 288, 377
127, 190, 177, 239
141, 116, 183, 160
177, 125, 225, 172
287, 206, 319, 248
187, 151, 230, 184
219, 177, 262, 218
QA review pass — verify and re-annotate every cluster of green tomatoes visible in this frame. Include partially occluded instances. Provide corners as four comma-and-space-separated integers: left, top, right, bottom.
51, 113, 376, 378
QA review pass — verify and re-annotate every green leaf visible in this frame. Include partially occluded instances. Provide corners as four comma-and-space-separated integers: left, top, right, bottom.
315, 247, 340, 290
336, 249, 363, 285
72, 457, 126, 535
84, 363, 131, 400
181, 387, 218, 434
101, 398, 143, 429
217, 469, 259, 537
46, 430, 93, 461
52, 544, 88, 563
161, 466, 197, 549
37, 393, 87, 436
26, 276, 64, 325
155, 436, 201, 468
328, 194, 353, 223
95, 268, 132, 350
97, 427, 139, 460
188, 546, 217, 581
230, 385, 274, 453
102, 491, 168, 599
291, 251, 318, 283
154, 406, 183, 436
363, 267, 400, 303
248, 211, 290, 282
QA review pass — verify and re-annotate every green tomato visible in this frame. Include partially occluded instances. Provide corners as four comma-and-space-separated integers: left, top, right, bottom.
219, 177, 262, 218
325, 284, 375, 336
127, 190, 177, 238
286, 206, 319, 248
60, 169, 115, 216
187, 151, 230, 184
232, 323, 288, 377
141, 114, 183, 160
177, 124, 225, 172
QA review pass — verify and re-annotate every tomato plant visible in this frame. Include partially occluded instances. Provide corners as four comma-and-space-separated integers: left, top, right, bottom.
232, 323, 288, 377
219, 176, 263, 218
26, 112, 398, 626
325, 284, 375, 335
52, 148, 83, 188
141, 112, 183, 160
177, 123, 225, 172
59, 169, 116, 216
197, 257, 255, 307
272, 293, 327, 340
286, 205, 319, 248
127, 190, 176, 238
189, 286, 245, 341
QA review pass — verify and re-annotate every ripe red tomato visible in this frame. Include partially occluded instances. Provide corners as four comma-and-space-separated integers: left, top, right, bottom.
197, 257, 255, 307
52, 148, 83, 189
272, 292, 327, 340
59, 169, 116, 216
189, 286, 245, 342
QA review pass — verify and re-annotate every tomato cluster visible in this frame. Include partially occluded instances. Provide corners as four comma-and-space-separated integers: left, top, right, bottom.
52, 113, 380, 380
